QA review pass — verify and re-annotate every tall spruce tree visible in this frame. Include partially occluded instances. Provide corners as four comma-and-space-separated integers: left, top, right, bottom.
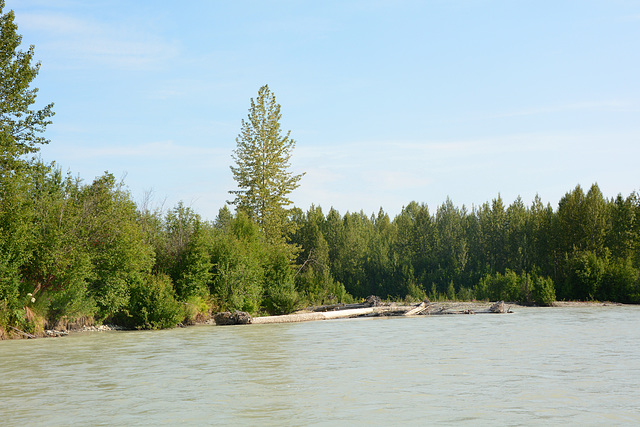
229, 85, 304, 244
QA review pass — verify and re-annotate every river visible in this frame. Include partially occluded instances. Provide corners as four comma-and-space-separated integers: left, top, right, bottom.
2, 305, 640, 425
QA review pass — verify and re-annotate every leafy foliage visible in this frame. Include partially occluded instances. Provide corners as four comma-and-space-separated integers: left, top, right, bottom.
0, 0, 54, 170
120, 274, 183, 330
153, 202, 212, 300
209, 211, 265, 313
532, 275, 556, 307
3, 1, 640, 338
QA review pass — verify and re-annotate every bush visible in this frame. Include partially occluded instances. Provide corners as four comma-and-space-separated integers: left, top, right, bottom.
599, 257, 639, 303
476, 270, 555, 305
404, 281, 427, 302
456, 287, 475, 301
119, 274, 183, 329
294, 258, 353, 306
212, 260, 263, 313
209, 215, 265, 313
446, 281, 456, 300
181, 295, 212, 325
532, 275, 556, 306
263, 276, 298, 315
564, 250, 606, 300
476, 269, 519, 301
263, 249, 299, 315
0, 257, 22, 333
43, 279, 96, 327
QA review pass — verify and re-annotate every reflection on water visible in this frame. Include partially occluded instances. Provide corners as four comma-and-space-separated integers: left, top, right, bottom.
2, 306, 640, 425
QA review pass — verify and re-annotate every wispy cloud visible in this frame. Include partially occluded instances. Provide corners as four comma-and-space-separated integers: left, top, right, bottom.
479, 100, 637, 120
297, 133, 565, 167
291, 128, 640, 215
54, 140, 228, 164
18, 12, 94, 35
17, 12, 179, 70
621, 14, 640, 22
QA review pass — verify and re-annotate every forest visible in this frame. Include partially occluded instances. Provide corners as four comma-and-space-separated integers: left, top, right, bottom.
1, 2, 639, 337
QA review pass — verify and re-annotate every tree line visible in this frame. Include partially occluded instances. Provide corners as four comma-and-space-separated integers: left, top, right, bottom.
290, 186, 639, 307
1, 2, 639, 337
4, 165, 638, 337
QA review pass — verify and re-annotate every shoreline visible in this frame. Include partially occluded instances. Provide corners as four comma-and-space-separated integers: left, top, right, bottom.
216, 299, 628, 326
3, 300, 629, 340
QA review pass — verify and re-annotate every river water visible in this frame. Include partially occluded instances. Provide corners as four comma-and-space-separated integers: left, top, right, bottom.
2, 305, 640, 425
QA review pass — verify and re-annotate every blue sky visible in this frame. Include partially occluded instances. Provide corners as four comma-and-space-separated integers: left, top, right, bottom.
7, 0, 640, 219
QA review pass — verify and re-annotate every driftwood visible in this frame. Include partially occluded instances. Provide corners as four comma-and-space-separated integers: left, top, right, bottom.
252, 306, 402, 324
311, 295, 383, 312
10, 326, 36, 339
215, 299, 512, 326
489, 301, 506, 313
404, 301, 429, 316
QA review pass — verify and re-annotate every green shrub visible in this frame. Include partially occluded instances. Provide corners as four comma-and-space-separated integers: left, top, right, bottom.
476, 270, 554, 304
456, 287, 475, 301
0, 257, 22, 331
209, 218, 265, 313
182, 295, 212, 324
564, 250, 606, 300
213, 260, 263, 313
599, 257, 639, 303
263, 249, 298, 315
120, 274, 183, 329
263, 277, 298, 315
404, 281, 427, 302
532, 275, 556, 306
43, 279, 96, 327
476, 269, 519, 301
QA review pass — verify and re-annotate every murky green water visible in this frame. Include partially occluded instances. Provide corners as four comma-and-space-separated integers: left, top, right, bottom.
2, 305, 640, 425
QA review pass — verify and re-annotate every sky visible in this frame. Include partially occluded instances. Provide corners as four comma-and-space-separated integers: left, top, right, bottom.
6, 0, 640, 220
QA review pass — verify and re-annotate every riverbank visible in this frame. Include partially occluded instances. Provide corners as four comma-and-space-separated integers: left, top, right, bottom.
1, 299, 625, 339
1, 323, 128, 340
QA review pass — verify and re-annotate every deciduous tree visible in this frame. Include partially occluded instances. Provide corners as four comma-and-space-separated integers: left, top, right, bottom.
1, 0, 54, 171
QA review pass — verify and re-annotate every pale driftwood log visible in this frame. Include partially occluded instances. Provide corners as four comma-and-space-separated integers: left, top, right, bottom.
311, 303, 345, 312
252, 306, 411, 324
242, 301, 510, 326
404, 301, 428, 316
489, 301, 506, 313
252, 308, 374, 324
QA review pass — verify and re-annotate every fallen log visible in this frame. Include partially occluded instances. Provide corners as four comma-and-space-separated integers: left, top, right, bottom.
312, 295, 383, 312
218, 301, 511, 326
404, 301, 429, 316
10, 326, 36, 339
252, 306, 408, 324
311, 303, 346, 312
489, 301, 506, 313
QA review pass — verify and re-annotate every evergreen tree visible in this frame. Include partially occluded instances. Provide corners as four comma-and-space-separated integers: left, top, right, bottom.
506, 196, 528, 274
606, 193, 637, 260
434, 198, 468, 291
228, 85, 304, 244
